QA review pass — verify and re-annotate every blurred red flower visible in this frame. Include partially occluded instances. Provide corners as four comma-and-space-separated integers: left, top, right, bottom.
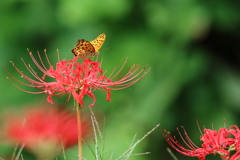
7, 50, 150, 107
5, 106, 89, 159
163, 125, 240, 160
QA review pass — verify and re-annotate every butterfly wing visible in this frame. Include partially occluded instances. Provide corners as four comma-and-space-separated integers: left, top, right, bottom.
71, 39, 96, 57
90, 33, 106, 53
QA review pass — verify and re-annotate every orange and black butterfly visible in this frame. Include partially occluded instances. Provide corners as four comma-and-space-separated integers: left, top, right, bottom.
71, 33, 106, 57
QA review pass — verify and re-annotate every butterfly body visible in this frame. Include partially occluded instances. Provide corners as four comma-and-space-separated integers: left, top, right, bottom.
71, 33, 106, 57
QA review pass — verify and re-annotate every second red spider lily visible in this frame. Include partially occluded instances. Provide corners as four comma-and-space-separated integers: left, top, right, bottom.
163, 125, 240, 160
7, 49, 150, 108
4, 106, 89, 159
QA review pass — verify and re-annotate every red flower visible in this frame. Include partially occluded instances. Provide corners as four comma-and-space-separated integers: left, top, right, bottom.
163, 125, 240, 160
200, 128, 230, 159
5, 106, 88, 159
7, 50, 149, 107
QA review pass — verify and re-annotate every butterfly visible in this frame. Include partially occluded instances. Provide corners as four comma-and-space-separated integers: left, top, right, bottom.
71, 33, 106, 57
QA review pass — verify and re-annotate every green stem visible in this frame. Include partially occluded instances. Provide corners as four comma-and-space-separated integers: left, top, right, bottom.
167, 148, 178, 160
75, 100, 82, 160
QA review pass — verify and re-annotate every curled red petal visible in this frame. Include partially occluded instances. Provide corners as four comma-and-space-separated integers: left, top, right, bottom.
47, 96, 54, 104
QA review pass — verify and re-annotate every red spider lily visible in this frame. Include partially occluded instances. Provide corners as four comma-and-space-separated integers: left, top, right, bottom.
200, 128, 230, 159
4, 106, 89, 159
163, 125, 240, 160
7, 49, 150, 108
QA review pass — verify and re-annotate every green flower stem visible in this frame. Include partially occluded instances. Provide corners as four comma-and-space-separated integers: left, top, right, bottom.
75, 100, 82, 160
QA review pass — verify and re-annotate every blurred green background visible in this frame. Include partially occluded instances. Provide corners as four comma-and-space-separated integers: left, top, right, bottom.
1, 0, 240, 159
